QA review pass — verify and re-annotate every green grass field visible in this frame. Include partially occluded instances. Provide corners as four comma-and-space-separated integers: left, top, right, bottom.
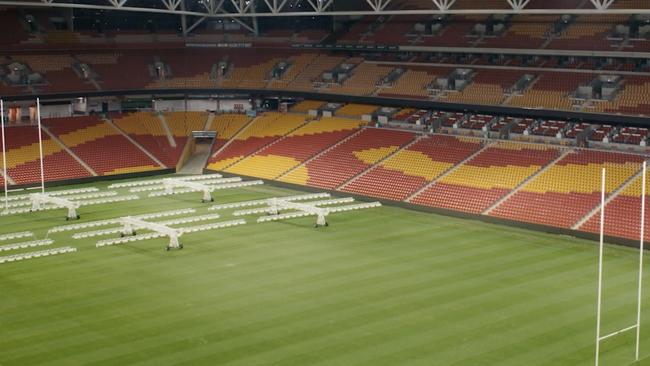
1, 175, 650, 366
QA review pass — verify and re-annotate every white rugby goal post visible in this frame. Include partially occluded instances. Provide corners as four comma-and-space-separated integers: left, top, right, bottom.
594, 162, 646, 366
1, 97, 45, 213
1, 99, 7, 213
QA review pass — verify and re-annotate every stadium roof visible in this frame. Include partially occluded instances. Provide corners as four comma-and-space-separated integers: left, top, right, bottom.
0, 0, 648, 18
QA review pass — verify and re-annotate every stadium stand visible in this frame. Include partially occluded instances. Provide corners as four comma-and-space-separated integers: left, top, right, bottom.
146, 50, 218, 89
440, 70, 526, 105
220, 52, 284, 89
411, 141, 561, 213
267, 53, 319, 90
580, 173, 650, 241
0, 9, 29, 46
342, 134, 484, 201
9, 54, 94, 94
546, 15, 626, 51
481, 15, 556, 49
0, 125, 91, 185
336, 104, 378, 117
207, 113, 252, 152
279, 128, 416, 189
225, 117, 365, 179
207, 112, 308, 171
592, 76, 650, 115
90, 51, 155, 91
291, 100, 324, 113
379, 69, 437, 99
112, 112, 179, 168
507, 72, 593, 110
44, 116, 161, 175
490, 149, 644, 228
418, 16, 487, 47
286, 54, 346, 91
164, 111, 208, 147
327, 63, 393, 96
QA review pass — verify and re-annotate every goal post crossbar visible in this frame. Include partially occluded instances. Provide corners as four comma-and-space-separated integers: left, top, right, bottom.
598, 324, 638, 342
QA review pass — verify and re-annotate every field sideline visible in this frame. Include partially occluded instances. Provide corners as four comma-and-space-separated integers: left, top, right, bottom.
1, 175, 650, 366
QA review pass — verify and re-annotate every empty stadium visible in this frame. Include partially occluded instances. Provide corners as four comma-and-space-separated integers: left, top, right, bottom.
2, 1, 650, 365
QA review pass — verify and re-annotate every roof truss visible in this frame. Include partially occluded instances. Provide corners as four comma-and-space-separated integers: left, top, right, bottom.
4, 0, 649, 17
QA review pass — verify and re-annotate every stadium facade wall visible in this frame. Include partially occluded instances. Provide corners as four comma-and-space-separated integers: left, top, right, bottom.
2, 168, 174, 192
5, 89, 650, 128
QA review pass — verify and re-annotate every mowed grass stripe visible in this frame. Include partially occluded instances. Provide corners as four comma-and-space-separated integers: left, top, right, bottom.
1, 218, 476, 331
172, 242, 612, 364
2, 226, 516, 364
0, 178, 647, 366
0, 236, 616, 364
5, 226, 576, 364
80, 235, 601, 366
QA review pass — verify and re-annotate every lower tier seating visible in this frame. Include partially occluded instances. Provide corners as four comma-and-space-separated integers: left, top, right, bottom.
208, 113, 252, 152
279, 128, 416, 189
112, 112, 180, 168
411, 142, 560, 213
45, 116, 161, 175
1, 125, 91, 185
207, 112, 308, 171
579, 174, 650, 241
342, 135, 484, 201
490, 149, 644, 228
225, 117, 364, 179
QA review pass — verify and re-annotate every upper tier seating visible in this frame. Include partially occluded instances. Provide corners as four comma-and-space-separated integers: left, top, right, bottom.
3, 46, 649, 116
490, 149, 644, 228
0, 10, 29, 46
286, 55, 346, 91
379, 69, 437, 99
336, 104, 378, 117
291, 100, 324, 113
592, 76, 650, 115
419, 16, 487, 47
91, 52, 155, 91
267, 53, 319, 90
507, 72, 593, 110
220, 52, 284, 89
146, 50, 218, 89
440, 70, 526, 105
342, 134, 483, 201
207, 112, 308, 171
362, 15, 429, 45
0, 125, 91, 185
481, 15, 556, 49
279, 128, 416, 189
44, 116, 160, 175
327, 63, 393, 96
225, 117, 365, 179
9, 54, 94, 94
546, 15, 626, 51
411, 142, 560, 213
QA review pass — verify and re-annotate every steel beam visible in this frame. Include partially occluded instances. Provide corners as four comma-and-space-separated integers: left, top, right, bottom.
1, 0, 648, 16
